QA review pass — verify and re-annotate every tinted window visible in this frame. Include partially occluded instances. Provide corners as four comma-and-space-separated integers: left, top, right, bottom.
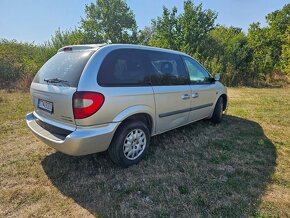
182, 56, 211, 84
147, 51, 189, 86
98, 49, 150, 86
33, 51, 94, 87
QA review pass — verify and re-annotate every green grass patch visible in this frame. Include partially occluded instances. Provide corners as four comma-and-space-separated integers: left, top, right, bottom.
0, 88, 289, 217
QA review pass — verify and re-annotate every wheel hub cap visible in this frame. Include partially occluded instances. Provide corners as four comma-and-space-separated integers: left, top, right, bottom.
123, 129, 146, 160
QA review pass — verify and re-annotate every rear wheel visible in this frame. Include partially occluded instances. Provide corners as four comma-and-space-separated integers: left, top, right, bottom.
210, 97, 224, 124
108, 120, 150, 167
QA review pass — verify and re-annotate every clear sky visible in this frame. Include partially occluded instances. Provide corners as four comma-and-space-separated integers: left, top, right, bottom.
0, 0, 289, 44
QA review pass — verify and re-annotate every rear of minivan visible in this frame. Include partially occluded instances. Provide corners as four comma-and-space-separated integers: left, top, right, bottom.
26, 44, 120, 155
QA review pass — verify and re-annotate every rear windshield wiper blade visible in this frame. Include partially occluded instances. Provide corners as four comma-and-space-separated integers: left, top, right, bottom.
44, 78, 70, 86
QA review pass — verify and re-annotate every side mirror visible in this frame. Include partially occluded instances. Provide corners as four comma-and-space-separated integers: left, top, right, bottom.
214, 74, 220, 81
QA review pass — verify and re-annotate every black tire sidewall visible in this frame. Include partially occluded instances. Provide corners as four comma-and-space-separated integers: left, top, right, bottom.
211, 97, 224, 123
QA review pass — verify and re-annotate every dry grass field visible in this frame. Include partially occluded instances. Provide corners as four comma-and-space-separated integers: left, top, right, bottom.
0, 88, 289, 217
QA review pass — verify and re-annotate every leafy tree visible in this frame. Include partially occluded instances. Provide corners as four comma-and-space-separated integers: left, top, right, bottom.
206, 26, 252, 86
81, 0, 137, 43
247, 23, 274, 80
281, 26, 290, 75
137, 26, 156, 45
148, 6, 181, 50
0, 40, 41, 88
1, 1, 289, 89
248, 3, 290, 81
267, 4, 290, 74
180, 0, 217, 59
49, 29, 85, 50
147, 0, 217, 59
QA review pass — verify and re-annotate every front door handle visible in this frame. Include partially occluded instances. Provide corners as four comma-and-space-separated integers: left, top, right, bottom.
181, 94, 190, 100
192, 93, 199, 98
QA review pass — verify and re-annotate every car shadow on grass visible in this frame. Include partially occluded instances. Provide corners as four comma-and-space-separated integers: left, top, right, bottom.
42, 115, 277, 217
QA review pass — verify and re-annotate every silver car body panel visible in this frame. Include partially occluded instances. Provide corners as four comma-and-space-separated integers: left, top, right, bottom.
26, 44, 227, 156
153, 85, 191, 133
30, 83, 77, 130
189, 83, 217, 122
26, 112, 119, 155
74, 86, 155, 128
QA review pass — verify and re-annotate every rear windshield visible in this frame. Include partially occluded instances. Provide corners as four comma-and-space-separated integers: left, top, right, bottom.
33, 50, 95, 87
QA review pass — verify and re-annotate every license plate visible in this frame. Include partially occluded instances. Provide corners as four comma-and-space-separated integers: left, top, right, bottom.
38, 99, 53, 113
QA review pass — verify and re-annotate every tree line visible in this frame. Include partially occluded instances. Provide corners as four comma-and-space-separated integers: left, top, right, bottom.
0, 0, 289, 89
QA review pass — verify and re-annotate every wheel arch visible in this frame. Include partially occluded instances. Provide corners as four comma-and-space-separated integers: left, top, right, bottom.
122, 113, 153, 135
112, 105, 155, 135
220, 94, 228, 111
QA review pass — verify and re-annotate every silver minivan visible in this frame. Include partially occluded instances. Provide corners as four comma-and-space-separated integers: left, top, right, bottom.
26, 44, 227, 167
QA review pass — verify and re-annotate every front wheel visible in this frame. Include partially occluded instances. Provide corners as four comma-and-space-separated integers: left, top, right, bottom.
108, 120, 150, 167
210, 97, 224, 124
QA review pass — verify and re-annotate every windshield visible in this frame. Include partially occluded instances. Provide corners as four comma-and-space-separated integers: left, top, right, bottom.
33, 50, 95, 87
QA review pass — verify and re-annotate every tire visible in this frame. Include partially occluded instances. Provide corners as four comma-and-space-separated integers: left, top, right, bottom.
108, 120, 150, 167
210, 97, 224, 124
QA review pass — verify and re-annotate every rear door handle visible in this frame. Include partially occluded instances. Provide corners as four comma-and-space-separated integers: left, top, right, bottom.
181, 94, 190, 100
192, 93, 199, 98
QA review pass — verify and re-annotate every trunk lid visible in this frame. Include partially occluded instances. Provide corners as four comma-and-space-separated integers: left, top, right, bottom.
31, 83, 77, 129
30, 49, 96, 129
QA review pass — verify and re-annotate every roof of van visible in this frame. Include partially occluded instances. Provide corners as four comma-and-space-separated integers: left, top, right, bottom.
58, 43, 190, 57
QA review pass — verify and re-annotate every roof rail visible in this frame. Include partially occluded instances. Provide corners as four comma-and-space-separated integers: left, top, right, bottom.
58, 43, 107, 53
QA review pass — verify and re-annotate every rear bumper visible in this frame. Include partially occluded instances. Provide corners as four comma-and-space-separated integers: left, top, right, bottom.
25, 112, 119, 156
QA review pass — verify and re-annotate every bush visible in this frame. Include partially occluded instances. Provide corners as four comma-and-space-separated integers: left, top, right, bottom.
0, 39, 53, 89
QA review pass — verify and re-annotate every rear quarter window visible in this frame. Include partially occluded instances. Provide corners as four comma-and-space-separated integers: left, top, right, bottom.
97, 49, 150, 86
33, 51, 94, 87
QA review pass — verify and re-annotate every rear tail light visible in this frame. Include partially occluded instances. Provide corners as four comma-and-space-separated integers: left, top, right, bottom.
73, 92, 104, 119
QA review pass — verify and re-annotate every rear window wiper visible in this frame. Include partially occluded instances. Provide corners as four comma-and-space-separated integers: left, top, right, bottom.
44, 78, 70, 86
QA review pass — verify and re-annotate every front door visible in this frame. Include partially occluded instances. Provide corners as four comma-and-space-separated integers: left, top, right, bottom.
182, 56, 217, 122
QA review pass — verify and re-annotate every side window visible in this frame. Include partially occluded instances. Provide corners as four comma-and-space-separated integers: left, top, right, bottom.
182, 56, 211, 84
146, 51, 189, 86
98, 49, 150, 86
